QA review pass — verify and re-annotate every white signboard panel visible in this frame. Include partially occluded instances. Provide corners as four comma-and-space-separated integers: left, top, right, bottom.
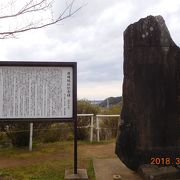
0, 66, 73, 118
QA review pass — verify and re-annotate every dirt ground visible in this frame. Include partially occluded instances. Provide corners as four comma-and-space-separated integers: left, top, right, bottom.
0, 142, 116, 169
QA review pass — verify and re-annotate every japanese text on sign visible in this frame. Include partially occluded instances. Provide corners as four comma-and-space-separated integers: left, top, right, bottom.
0, 66, 73, 118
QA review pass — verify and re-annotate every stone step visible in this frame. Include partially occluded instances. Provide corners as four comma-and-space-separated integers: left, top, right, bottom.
139, 165, 180, 180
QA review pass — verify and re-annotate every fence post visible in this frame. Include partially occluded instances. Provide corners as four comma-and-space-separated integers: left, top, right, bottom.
96, 116, 100, 142
90, 115, 94, 142
29, 123, 33, 151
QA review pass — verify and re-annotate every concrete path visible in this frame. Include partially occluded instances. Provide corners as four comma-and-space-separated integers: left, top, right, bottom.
93, 158, 142, 180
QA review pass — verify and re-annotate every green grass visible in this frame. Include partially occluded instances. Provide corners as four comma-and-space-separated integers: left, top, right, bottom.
0, 160, 71, 179
0, 141, 73, 158
0, 141, 100, 180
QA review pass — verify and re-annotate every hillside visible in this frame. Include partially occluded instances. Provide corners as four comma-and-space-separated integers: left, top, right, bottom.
99, 96, 122, 107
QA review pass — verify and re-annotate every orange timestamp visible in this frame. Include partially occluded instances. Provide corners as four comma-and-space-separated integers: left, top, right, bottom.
150, 157, 180, 166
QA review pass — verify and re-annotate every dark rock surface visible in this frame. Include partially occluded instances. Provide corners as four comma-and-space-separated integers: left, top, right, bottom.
115, 15, 180, 171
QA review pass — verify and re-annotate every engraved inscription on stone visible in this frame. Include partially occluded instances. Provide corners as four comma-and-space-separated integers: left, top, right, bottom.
0, 66, 73, 118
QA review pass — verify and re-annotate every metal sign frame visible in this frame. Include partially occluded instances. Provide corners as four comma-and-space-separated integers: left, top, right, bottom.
0, 61, 77, 123
0, 61, 78, 174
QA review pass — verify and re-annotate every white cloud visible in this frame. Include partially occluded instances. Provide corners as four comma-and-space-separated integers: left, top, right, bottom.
0, 0, 180, 99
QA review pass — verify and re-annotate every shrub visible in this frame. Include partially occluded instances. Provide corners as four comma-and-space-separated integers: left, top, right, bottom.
100, 104, 121, 140
76, 99, 100, 140
36, 123, 73, 143
0, 131, 11, 148
1, 122, 30, 147
0, 122, 51, 147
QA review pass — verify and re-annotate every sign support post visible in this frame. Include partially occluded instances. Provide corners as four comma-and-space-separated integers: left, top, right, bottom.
73, 63, 78, 174
64, 62, 88, 179
74, 116, 77, 174
29, 123, 33, 151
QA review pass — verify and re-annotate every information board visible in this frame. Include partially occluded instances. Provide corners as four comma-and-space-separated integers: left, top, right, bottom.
0, 62, 77, 121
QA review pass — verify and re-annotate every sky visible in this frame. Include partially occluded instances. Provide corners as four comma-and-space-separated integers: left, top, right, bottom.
0, 0, 180, 100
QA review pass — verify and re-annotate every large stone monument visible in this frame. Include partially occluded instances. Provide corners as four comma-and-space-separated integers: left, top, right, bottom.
116, 15, 180, 171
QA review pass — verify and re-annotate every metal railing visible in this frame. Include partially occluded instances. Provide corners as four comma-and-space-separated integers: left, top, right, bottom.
77, 114, 94, 142
96, 115, 120, 142
28, 114, 120, 150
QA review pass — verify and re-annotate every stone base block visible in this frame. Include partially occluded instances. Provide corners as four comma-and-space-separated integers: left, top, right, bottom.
139, 164, 180, 180
64, 169, 88, 180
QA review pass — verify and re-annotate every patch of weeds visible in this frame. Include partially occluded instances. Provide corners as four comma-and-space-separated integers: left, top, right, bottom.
87, 159, 96, 180
0, 171, 10, 177
0, 169, 22, 180
0, 159, 73, 180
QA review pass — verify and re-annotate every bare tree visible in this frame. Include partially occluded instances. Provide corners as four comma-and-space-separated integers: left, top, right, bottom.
0, 0, 83, 39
